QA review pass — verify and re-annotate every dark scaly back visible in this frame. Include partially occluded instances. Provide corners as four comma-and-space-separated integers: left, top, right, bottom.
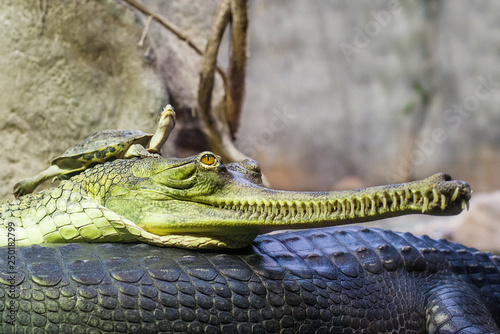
1, 226, 499, 332
255, 226, 500, 326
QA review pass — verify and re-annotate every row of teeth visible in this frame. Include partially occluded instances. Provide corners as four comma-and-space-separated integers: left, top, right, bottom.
215, 187, 467, 220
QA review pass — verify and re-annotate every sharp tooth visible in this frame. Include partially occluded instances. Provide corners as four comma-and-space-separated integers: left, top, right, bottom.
441, 194, 447, 210
321, 202, 327, 217
433, 189, 439, 203
249, 212, 260, 220
422, 196, 429, 213
466, 200, 470, 211
382, 196, 387, 209
298, 203, 305, 215
405, 188, 411, 200
307, 203, 313, 217
241, 210, 252, 219
364, 197, 370, 212
461, 199, 466, 210
392, 194, 398, 209
313, 202, 320, 217
451, 187, 459, 202
349, 200, 355, 217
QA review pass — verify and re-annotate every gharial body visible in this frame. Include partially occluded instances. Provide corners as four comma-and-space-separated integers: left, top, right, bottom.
0, 226, 499, 333
12, 105, 176, 198
1, 152, 470, 249
1, 115, 498, 332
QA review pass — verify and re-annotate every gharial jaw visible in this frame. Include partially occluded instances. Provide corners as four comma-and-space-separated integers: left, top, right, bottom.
203, 177, 468, 228
76, 152, 471, 249
153, 171, 471, 235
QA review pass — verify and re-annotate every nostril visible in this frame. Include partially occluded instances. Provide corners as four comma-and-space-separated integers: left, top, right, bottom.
442, 174, 452, 181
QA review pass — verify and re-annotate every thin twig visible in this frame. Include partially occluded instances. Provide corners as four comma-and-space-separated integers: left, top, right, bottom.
124, 0, 201, 53
123, 0, 228, 86
123, 0, 250, 165
138, 15, 153, 46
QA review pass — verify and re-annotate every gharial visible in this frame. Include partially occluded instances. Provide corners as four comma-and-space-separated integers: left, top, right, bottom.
12, 104, 176, 198
2, 152, 470, 249
2, 108, 499, 332
1, 153, 499, 333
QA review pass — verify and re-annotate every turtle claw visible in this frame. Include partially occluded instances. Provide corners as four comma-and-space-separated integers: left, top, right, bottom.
13, 180, 31, 198
143, 150, 162, 158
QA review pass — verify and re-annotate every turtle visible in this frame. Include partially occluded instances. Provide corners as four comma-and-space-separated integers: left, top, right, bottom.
13, 104, 176, 198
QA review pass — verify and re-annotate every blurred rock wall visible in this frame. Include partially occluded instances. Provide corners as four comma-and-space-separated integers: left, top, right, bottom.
1, 0, 499, 199
239, 1, 500, 193
0, 0, 219, 199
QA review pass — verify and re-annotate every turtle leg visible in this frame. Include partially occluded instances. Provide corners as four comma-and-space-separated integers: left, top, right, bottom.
123, 144, 160, 159
147, 104, 176, 155
13, 164, 65, 198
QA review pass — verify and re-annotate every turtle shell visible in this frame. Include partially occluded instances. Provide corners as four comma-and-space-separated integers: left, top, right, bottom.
51, 129, 152, 170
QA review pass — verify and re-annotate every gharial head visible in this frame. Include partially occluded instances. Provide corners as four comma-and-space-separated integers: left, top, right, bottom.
74, 151, 471, 249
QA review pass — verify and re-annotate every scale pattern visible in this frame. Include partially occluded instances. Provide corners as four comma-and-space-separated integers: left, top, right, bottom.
0, 226, 499, 333
0, 182, 137, 246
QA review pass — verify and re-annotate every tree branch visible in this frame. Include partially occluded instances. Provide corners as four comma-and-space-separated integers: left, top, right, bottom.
227, 0, 248, 138
123, 0, 251, 165
123, 0, 228, 87
198, 0, 232, 129
195, 0, 250, 163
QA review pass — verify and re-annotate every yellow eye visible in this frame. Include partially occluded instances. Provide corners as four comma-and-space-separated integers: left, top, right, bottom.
201, 153, 216, 166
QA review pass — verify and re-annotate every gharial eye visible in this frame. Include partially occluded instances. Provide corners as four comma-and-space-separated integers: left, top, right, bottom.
200, 153, 217, 166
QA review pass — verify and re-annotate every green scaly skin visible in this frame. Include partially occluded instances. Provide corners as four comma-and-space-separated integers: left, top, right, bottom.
0, 151, 471, 249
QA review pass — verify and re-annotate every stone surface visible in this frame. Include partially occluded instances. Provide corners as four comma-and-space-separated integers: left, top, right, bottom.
238, 1, 500, 193
0, 0, 162, 199
0, 0, 219, 199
